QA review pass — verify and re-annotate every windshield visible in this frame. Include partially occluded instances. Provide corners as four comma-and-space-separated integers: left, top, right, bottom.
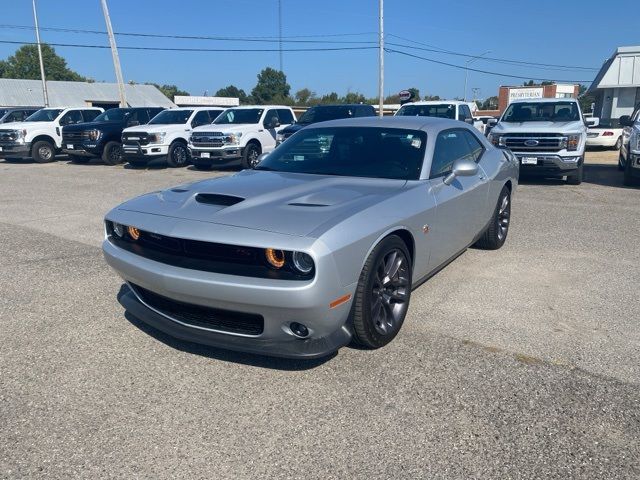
25, 109, 63, 122
214, 108, 263, 125
502, 102, 580, 122
0, 109, 8, 118
94, 108, 131, 122
148, 109, 193, 125
297, 106, 356, 124
256, 127, 426, 180
396, 104, 456, 119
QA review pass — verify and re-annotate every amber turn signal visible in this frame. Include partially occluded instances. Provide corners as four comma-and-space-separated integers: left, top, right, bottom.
265, 248, 285, 268
127, 226, 141, 240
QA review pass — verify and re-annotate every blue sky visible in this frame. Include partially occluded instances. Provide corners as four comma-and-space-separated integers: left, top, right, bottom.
0, 0, 637, 101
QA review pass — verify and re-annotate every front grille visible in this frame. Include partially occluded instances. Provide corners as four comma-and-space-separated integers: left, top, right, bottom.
191, 132, 225, 147
62, 131, 86, 143
0, 130, 18, 144
122, 132, 150, 146
130, 283, 264, 336
504, 133, 565, 152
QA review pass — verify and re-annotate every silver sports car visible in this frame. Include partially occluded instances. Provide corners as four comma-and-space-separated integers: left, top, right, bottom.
103, 117, 518, 358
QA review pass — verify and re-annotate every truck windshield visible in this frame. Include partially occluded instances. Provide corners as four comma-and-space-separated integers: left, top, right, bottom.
255, 127, 426, 180
94, 108, 131, 122
25, 109, 63, 122
148, 110, 193, 125
396, 104, 456, 119
214, 108, 263, 124
502, 102, 580, 122
297, 106, 356, 125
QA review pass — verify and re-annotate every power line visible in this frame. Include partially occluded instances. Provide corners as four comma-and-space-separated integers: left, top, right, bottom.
386, 48, 593, 83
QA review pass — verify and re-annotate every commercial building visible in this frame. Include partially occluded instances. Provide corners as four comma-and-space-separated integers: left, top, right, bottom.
0, 78, 175, 109
587, 46, 640, 122
497, 83, 579, 113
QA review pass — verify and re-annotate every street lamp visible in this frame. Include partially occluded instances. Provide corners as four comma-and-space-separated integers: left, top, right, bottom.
464, 50, 491, 102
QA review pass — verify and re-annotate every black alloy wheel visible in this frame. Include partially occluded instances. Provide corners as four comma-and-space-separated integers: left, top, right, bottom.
102, 141, 124, 165
167, 142, 189, 168
474, 185, 511, 250
242, 143, 261, 169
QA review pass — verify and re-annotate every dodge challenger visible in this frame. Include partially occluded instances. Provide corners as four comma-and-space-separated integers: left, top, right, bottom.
103, 117, 519, 358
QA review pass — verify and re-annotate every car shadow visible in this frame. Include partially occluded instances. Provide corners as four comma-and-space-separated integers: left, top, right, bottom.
117, 284, 335, 370
185, 164, 241, 173
518, 163, 628, 188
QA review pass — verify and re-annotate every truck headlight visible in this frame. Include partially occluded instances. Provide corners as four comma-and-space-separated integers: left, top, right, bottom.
488, 133, 505, 147
276, 133, 285, 144
87, 129, 101, 141
12, 129, 27, 143
148, 132, 166, 144
634, 133, 640, 153
566, 134, 580, 151
224, 132, 242, 145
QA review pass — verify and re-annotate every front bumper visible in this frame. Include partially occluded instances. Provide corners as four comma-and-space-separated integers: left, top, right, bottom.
586, 137, 618, 148
0, 142, 30, 158
189, 146, 243, 165
103, 238, 355, 359
62, 142, 102, 157
122, 143, 169, 161
514, 153, 583, 176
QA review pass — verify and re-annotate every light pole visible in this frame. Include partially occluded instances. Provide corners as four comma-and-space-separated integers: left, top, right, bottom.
378, 0, 384, 117
32, 0, 48, 107
101, 0, 127, 107
464, 50, 491, 101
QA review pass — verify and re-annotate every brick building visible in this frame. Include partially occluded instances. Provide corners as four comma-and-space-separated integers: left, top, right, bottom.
497, 83, 580, 113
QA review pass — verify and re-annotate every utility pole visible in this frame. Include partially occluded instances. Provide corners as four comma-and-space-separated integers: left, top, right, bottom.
278, 0, 283, 72
100, 0, 127, 107
378, 0, 384, 117
32, 0, 48, 107
464, 50, 491, 101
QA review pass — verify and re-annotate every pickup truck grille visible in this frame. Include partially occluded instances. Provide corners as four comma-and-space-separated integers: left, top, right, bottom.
62, 131, 87, 143
122, 132, 150, 146
503, 133, 565, 152
191, 131, 225, 147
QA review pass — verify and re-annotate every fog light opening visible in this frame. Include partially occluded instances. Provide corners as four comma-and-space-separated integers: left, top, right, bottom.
290, 322, 309, 339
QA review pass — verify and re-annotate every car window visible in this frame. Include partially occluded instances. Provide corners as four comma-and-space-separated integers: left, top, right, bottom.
396, 104, 456, 120
60, 110, 83, 125
135, 110, 149, 124
458, 105, 472, 121
277, 109, 295, 125
191, 110, 211, 127
460, 129, 484, 162
264, 109, 279, 127
8, 111, 23, 122
430, 129, 476, 178
208, 110, 223, 122
82, 110, 101, 122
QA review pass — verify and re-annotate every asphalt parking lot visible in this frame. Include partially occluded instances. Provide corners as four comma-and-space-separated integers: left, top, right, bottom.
1, 150, 639, 479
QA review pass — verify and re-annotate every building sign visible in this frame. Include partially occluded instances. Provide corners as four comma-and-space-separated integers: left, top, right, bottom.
174, 95, 239, 107
508, 87, 543, 103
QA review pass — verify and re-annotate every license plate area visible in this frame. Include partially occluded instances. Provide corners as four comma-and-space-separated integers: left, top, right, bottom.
201, 152, 210, 158
521, 156, 538, 165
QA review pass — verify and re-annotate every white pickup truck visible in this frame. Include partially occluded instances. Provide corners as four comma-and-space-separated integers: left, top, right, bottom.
0, 107, 103, 162
488, 98, 588, 185
395, 100, 484, 132
189, 105, 296, 169
121, 107, 225, 167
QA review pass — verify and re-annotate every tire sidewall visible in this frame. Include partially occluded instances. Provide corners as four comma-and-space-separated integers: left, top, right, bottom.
167, 142, 189, 168
103, 141, 123, 165
32, 141, 55, 163
242, 142, 261, 169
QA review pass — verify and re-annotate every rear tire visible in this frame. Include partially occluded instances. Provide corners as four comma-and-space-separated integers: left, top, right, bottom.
102, 141, 123, 165
350, 235, 412, 349
241, 142, 261, 169
474, 185, 511, 250
166, 142, 189, 168
31, 140, 55, 163
69, 154, 90, 164
566, 163, 583, 185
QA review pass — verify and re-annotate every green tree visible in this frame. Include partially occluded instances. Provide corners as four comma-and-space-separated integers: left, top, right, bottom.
1, 44, 87, 81
251, 67, 291, 104
578, 84, 594, 114
215, 85, 249, 104
343, 91, 366, 104
0, 60, 6, 77
407, 87, 420, 102
294, 88, 315, 105
423, 94, 441, 101
480, 96, 498, 110
318, 92, 340, 104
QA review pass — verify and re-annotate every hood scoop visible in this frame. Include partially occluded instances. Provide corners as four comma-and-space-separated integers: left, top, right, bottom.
288, 202, 330, 207
195, 193, 244, 207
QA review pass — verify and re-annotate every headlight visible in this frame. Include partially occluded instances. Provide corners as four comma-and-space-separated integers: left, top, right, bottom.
148, 132, 166, 144
265, 248, 285, 269
224, 132, 242, 145
112, 222, 124, 238
87, 129, 101, 141
488, 133, 505, 147
292, 252, 314, 274
566, 134, 580, 151
634, 133, 640, 153
276, 133, 285, 143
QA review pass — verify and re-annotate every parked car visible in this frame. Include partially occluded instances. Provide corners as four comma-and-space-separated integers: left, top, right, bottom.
103, 116, 518, 358
61, 107, 165, 165
0, 107, 40, 124
474, 115, 498, 136
488, 98, 587, 185
276, 104, 376, 145
189, 105, 296, 169
619, 104, 640, 186
121, 107, 224, 167
395, 100, 483, 132
585, 118, 623, 150
0, 107, 103, 163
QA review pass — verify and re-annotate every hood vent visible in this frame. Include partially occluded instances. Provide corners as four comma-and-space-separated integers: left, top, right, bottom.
195, 193, 244, 207
288, 202, 330, 207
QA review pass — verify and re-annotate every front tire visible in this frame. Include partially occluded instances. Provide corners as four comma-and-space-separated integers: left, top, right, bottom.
618, 152, 625, 171
566, 163, 583, 185
167, 142, 189, 168
241, 142, 261, 169
102, 141, 124, 165
31, 140, 55, 163
350, 235, 412, 349
475, 185, 511, 250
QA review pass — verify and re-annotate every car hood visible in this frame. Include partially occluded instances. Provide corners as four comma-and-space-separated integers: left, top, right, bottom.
123, 124, 185, 133
493, 120, 585, 134
0, 121, 52, 130
63, 120, 122, 132
115, 170, 407, 237
192, 123, 261, 134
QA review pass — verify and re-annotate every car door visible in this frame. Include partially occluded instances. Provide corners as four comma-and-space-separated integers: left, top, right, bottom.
427, 128, 490, 270
259, 109, 280, 152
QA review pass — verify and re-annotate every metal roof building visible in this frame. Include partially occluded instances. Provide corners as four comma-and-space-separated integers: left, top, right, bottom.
588, 46, 640, 121
0, 78, 175, 109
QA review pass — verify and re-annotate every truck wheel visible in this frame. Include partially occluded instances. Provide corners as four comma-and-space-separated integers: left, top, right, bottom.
350, 235, 412, 349
566, 163, 583, 185
618, 152, 625, 171
623, 156, 638, 186
69, 154, 90, 164
241, 142, 261, 169
474, 185, 511, 250
167, 142, 189, 168
102, 141, 124, 165
31, 140, 55, 163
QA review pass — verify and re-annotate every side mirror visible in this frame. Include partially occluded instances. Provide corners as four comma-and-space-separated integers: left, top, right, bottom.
619, 115, 632, 127
486, 118, 498, 127
253, 153, 269, 167
443, 158, 479, 186
585, 117, 599, 127
464, 117, 474, 124
266, 118, 280, 129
